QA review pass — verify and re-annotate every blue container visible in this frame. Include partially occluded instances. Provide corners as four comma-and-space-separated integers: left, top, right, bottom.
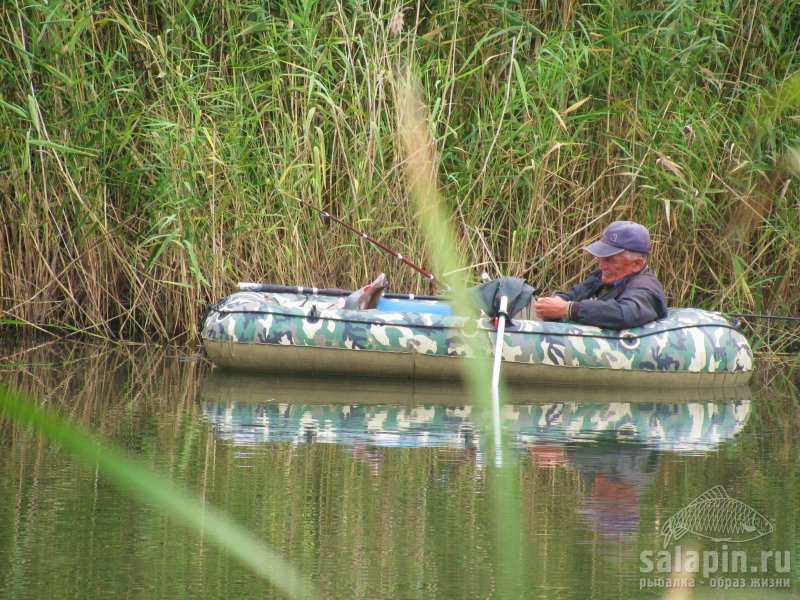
377, 297, 452, 315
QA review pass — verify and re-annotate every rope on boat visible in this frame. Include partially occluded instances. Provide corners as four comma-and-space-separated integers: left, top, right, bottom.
217, 308, 744, 342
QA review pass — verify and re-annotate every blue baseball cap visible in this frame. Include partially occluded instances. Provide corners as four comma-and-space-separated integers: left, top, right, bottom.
583, 221, 651, 257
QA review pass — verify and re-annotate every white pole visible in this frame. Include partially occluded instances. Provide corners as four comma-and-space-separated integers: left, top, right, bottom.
491, 295, 508, 467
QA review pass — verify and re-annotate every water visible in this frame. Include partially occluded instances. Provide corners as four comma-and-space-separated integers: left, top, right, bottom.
1, 341, 798, 599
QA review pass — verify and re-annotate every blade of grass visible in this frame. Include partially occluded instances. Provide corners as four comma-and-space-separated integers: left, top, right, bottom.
397, 66, 524, 598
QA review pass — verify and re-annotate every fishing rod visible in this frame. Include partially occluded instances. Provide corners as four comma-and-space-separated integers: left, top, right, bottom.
727, 313, 800, 323
278, 191, 446, 290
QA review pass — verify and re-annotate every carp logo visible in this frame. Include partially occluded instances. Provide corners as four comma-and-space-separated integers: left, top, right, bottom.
661, 486, 773, 549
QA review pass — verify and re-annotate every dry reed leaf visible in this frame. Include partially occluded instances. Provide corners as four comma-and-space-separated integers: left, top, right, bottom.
562, 96, 591, 116
782, 145, 800, 177
654, 151, 685, 181
542, 142, 564, 162
422, 24, 449, 41
698, 66, 722, 90
548, 106, 568, 132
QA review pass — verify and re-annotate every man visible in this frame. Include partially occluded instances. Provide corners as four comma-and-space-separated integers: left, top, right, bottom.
534, 221, 668, 329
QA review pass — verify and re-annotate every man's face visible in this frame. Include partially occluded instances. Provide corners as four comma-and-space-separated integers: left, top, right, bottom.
597, 252, 644, 284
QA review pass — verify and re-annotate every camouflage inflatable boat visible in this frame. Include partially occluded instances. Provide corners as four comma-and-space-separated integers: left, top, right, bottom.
201, 289, 753, 386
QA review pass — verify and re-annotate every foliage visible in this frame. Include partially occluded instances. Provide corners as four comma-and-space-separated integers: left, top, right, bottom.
1, 0, 799, 340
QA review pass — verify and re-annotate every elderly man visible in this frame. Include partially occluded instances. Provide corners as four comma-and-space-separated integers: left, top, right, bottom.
534, 221, 668, 329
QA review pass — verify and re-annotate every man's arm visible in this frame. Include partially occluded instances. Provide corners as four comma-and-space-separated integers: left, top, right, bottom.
571, 287, 664, 329
535, 270, 603, 320
536, 269, 668, 329
552, 269, 603, 302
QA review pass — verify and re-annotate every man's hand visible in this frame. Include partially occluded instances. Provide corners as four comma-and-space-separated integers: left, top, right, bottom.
534, 296, 569, 319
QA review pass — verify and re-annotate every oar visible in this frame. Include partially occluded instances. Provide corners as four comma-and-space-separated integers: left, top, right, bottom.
237, 282, 444, 301
490, 295, 508, 467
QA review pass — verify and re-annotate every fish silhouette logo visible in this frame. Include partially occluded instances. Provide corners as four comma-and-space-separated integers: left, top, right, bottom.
660, 486, 773, 549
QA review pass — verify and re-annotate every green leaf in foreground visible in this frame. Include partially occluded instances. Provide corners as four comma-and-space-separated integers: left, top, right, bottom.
396, 67, 524, 598
0, 384, 317, 600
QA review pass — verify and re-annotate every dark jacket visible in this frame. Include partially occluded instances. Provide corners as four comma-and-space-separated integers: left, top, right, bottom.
555, 265, 668, 329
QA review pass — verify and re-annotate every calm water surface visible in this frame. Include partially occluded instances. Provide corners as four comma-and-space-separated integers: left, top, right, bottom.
0, 341, 798, 599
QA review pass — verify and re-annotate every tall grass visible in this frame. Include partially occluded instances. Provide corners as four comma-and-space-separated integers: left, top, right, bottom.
1, 0, 798, 341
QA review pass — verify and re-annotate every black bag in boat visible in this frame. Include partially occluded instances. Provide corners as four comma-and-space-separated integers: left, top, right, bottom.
467, 276, 535, 320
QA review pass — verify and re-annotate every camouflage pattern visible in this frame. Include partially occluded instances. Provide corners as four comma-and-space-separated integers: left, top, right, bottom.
201, 291, 753, 378
200, 398, 751, 453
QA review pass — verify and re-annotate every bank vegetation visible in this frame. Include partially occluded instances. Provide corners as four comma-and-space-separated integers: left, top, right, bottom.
1, 0, 799, 344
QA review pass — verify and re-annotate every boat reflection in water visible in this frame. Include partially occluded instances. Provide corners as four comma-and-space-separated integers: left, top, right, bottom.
200, 371, 753, 537
200, 371, 752, 537
199, 370, 751, 452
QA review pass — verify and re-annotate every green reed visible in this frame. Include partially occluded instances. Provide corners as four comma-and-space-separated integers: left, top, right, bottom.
1, 0, 798, 343
396, 64, 525, 595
